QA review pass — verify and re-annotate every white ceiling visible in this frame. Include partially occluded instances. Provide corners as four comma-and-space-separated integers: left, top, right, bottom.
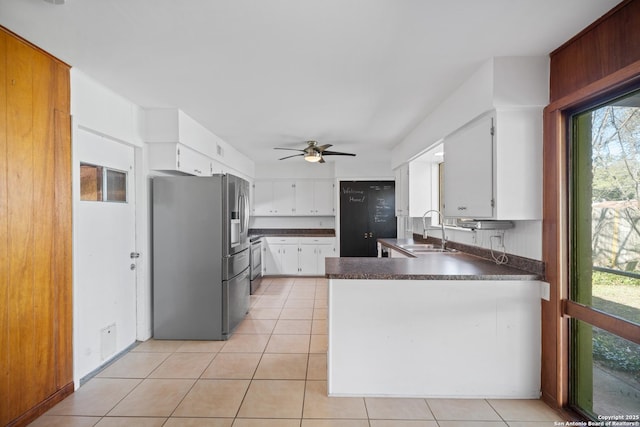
0, 0, 621, 165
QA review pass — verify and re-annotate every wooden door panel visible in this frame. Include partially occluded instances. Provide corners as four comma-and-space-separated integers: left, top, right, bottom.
1, 28, 73, 425
0, 29, 9, 427
7, 33, 39, 420
54, 108, 73, 390
32, 47, 57, 403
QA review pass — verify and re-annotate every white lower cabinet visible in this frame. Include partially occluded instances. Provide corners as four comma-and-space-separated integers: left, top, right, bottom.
264, 237, 335, 276
298, 238, 336, 275
263, 237, 299, 276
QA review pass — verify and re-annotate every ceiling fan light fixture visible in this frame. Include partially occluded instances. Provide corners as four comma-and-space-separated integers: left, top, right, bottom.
304, 151, 322, 162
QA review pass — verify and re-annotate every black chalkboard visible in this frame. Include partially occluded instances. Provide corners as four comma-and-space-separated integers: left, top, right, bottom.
340, 181, 396, 256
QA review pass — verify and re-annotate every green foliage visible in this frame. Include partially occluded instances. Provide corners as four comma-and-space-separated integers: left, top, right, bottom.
593, 270, 640, 287
592, 329, 640, 381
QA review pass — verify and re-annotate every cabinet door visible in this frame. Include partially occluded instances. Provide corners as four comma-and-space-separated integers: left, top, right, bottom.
315, 244, 335, 275
408, 161, 433, 217
253, 181, 273, 215
298, 244, 317, 275
280, 245, 299, 275
262, 241, 280, 275
443, 115, 494, 218
314, 181, 335, 215
177, 144, 211, 176
394, 164, 409, 216
294, 181, 315, 215
272, 181, 295, 215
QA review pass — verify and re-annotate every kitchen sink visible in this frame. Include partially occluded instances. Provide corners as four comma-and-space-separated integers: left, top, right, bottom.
398, 243, 438, 250
397, 243, 457, 254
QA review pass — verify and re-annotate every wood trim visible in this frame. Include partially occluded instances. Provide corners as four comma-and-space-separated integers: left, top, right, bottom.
543, 57, 640, 411
542, 106, 571, 408
550, 0, 632, 58
0, 26, 70, 68
549, 0, 640, 102
565, 300, 640, 345
5, 381, 74, 427
547, 58, 640, 113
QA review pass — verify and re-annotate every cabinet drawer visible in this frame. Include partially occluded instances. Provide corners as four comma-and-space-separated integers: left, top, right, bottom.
299, 237, 334, 245
265, 237, 299, 245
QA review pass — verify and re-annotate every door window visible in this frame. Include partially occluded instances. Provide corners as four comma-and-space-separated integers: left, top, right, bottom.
80, 162, 128, 202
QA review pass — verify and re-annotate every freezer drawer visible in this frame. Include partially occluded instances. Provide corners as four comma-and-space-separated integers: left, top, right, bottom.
222, 267, 250, 337
224, 248, 250, 280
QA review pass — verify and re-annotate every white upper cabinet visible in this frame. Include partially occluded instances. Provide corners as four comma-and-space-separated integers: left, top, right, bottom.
147, 142, 212, 176
295, 180, 334, 216
394, 164, 409, 216
253, 179, 335, 216
253, 181, 295, 215
144, 108, 255, 178
443, 109, 542, 220
394, 158, 435, 217
272, 181, 296, 215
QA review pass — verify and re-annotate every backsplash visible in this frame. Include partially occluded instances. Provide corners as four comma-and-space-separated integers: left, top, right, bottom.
413, 233, 545, 277
410, 218, 543, 261
250, 216, 335, 229
250, 228, 335, 237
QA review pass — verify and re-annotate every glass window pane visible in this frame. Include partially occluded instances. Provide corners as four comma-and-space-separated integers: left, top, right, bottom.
105, 168, 127, 202
80, 163, 103, 201
571, 90, 640, 326
572, 319, 640, 417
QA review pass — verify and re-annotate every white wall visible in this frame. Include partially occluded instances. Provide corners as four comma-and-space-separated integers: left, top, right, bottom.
392, 56, 549, 168
71, 69, 151, 385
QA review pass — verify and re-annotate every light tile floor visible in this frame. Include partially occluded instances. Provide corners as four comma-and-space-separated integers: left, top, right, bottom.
31, 277, 566, 427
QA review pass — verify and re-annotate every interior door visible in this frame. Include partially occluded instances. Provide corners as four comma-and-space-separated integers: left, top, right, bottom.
76, 129, 137, 378
340, 181, 396, 256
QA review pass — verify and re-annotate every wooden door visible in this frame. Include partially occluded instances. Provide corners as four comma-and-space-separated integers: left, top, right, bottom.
0, 27, 72, 426
339, 181, 396, 257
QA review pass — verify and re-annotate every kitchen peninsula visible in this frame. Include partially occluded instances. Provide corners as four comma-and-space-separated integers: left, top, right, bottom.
325, 238, 545, 399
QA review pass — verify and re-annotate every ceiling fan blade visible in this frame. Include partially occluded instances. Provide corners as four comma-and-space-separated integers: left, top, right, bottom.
274, 147, 304, 152
278, 153, 304, 160
321, 150, 356, 157
315, 144, 332, 152
319, 157, 326, 164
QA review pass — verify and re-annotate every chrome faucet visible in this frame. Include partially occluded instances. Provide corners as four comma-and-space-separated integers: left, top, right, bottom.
422, 209, 446, 251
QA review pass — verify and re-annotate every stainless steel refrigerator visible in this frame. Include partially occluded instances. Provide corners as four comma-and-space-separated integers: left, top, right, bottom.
152, 174, 250, 340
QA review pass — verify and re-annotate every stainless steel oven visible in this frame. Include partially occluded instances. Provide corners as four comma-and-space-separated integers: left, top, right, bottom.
250, 238, 262, 294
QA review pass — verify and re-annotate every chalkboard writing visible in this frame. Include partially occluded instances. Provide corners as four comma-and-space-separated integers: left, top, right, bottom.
342, 186, 366, 203
374, 196, 393, 223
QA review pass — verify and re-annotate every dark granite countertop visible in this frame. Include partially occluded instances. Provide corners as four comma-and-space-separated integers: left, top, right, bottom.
249, 228, 336, 238
325, 238, 541, 281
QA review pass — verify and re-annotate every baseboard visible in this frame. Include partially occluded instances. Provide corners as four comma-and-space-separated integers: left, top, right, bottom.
6, 382, 74, 427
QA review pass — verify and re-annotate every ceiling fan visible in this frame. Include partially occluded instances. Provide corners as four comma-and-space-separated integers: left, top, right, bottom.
274, 141, 356, 163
